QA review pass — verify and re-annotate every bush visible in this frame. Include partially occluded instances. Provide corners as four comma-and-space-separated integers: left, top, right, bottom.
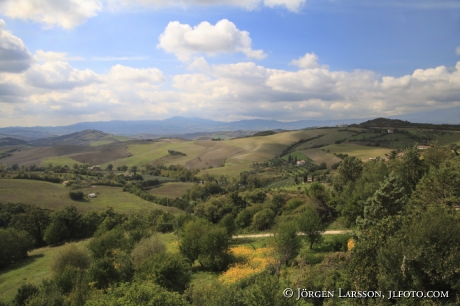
251, 208, 275, 231
284, 198, 303, 211
86, 281, 189, 306
88, 227, 131, 259
131, 234, 166, 267
51, 243, 91, 275
328, 234, 352, 252
135, 252, 191, 293
13, 283, 39, 306
69, 191, 84, 201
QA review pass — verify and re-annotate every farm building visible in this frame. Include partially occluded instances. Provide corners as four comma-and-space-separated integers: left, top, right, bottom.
296, 160, 306, 166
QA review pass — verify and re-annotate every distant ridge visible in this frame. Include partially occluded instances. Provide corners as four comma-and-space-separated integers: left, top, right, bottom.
0, 117, 364, 139
1, 103, 460, 139
354, 118, 460, 130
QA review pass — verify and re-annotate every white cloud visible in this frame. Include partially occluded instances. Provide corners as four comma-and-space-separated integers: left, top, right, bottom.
263, 0, 305, 12
2, 33, 460, 126
158, 19, 267, 61
290, 53, 322, 69
106, 64, 165, 83
25, 61, 100, 90
35, 50, 85, 62
0, 0, 102, 29
107, 0, 260, 10
0, 20, 32, 72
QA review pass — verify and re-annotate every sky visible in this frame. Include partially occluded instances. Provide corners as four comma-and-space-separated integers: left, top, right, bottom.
0, 0, 460, 127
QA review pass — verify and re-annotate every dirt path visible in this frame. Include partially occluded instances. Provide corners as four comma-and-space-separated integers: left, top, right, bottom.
233, 230, 352, 239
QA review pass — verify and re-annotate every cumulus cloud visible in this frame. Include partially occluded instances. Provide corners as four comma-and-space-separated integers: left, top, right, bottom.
0, 0, 102, 29
0, 20, 32, 72
25, 61, 100, 90
290, 53, 323, 69
2, 32, 460, 126
106, 64, 165, 83
158, 19, 267, 61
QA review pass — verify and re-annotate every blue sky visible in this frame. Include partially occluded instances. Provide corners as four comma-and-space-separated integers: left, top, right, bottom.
0, 0, 459, 127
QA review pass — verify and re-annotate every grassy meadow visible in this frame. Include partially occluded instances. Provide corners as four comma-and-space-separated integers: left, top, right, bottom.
147, 182, 194, 198
0, 179, 181, 214
0, 240, 91, 303
321, 143, 392, 160
39, 156, 82, 167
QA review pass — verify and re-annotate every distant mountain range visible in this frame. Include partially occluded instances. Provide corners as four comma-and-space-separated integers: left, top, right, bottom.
0, 117, 364, 139
1, 105, 459, 140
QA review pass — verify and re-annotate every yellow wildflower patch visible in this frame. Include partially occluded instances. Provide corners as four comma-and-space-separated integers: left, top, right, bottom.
219, 246, 275, 284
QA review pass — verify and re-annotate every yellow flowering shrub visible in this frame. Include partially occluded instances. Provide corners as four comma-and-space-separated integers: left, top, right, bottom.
219, 246, 275, 284
347, 238, 355, 251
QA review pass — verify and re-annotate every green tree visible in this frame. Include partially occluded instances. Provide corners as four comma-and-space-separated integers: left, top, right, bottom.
135, 252, 191, 293
0, 228, 33, 268
391, 145, 428, 192
410, 158, 460, 209
334, 156, 364, 190
11, 207, 50, 246
379, 208, 460, 303
106, 164, 113, 171
179, 219, 230, 271
219, 213, 236, 236
270, 193, 286, 215
297, 206, 325, 250
43, 205, 83, 244
357, 172, 408, 231
271, 220, 301, 269
251, 208, 275, 231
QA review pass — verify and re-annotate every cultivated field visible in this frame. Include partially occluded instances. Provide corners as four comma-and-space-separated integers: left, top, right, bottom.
39, 156, 82, 167
321, 143, 392, 160
147, 182, 194, 198
0, 179, 181, 214
300, 148, 342, 167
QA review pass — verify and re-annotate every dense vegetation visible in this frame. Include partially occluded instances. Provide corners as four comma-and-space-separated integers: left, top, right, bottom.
0, 125, 460, 305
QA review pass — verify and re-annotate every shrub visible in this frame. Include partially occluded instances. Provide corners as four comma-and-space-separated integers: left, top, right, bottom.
135, 252, 191, 293
69, 191, 84, 201
13, 283, 39, 306
51, 243, 91, 275
284, 198, 303, 211
131, 234, 166, 267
